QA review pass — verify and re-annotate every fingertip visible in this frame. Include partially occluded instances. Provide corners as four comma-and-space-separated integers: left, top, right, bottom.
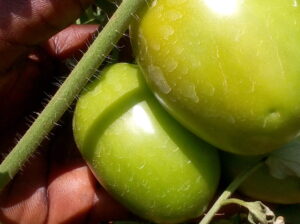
0, 152, 48, 224
44, 24, 99, 60
47, 161, 97, 224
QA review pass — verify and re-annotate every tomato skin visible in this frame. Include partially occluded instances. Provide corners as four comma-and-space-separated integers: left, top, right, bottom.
131, 0, 300, 155
221, 152, 300, 204
73, 63, 220, 223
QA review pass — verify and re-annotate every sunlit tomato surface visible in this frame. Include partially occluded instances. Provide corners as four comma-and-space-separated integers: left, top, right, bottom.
221, 152, 300, 204
73, 63, 220, 223
131, 0, 300, 155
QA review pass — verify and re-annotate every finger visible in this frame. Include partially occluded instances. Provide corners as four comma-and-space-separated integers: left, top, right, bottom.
46, 121, 102, 224
0, 0, 94, 73
0, 24, 98, 130
44, 24, 99, 60
47, 119, 131, 224
0, 113, 131, 224
47, 161, 96, 224
0, 150, 49, 224
47, 160, 132, 224
0, 158, 131, 224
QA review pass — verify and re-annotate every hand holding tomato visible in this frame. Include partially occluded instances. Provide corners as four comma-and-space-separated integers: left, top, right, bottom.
0, 1, 130, 223
2, 0, 299, 223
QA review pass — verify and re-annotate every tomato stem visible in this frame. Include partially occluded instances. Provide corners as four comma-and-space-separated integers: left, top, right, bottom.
221, 198, 248, 207
199, 160, 265, 224
0, 0, 147, 190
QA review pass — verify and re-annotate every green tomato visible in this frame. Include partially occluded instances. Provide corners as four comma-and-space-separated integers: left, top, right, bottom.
73, 63, 220, 223
221, 152, 300, 204
131, 0, 300, 155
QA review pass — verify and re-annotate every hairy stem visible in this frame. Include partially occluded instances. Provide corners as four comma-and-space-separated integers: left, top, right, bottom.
199, 160, 264, 224
0, 0, 146, 190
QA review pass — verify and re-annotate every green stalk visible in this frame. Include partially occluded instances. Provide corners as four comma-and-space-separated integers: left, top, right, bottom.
221, 198, 249, 207
0, 0, 146, 190
199, 160, 265, 224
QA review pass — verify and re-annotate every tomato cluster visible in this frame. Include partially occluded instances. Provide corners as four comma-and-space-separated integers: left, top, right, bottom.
73, 0, 300, 223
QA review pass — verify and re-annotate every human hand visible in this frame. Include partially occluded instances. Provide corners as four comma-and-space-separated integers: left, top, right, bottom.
0, 1, 131, 223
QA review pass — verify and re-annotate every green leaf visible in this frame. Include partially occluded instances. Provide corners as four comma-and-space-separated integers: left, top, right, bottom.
244, 201, 275, 224
265, 137, 300, 179
221, 199, 276, 224
76, 0, 118, 25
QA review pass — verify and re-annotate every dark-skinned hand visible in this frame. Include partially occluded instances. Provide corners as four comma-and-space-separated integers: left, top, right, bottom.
0, 1, 131, 223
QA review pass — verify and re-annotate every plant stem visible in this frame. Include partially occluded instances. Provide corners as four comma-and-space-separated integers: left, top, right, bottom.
199, 160, 265, 224
0, 0, 146, 190
221, 198, 248, 207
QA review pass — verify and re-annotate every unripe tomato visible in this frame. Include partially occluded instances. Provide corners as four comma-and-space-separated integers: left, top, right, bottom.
221, 152, 300, 204
131, 0, 300, 155
73, 63, 220, 223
